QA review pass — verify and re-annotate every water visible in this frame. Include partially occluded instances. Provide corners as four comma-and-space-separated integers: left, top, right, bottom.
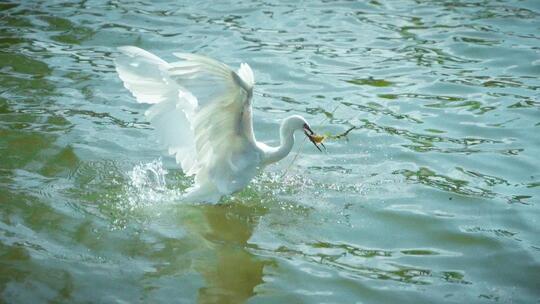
1, 0, 539, 303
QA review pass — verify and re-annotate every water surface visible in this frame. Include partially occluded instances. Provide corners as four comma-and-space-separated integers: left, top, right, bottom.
1, 0, 539, 303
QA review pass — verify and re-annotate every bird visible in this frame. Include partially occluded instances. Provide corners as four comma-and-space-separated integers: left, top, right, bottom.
114, 46, 324, 203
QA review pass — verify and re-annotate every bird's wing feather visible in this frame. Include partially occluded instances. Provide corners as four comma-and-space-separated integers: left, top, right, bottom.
169, 52, 260, 196
115, 46, 198, 173
115, 46, 260, 202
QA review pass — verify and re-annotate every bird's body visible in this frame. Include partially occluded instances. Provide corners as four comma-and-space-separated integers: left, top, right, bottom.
115, 46, 320, 203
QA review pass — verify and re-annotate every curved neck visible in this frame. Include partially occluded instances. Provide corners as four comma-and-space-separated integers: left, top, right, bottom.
263, 121, 296, 165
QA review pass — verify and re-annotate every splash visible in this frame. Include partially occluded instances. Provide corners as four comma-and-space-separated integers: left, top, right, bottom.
104, 159, 185, 229
123, 158, 181, 210
129, 159, 167, 193
253, 170, 371, 197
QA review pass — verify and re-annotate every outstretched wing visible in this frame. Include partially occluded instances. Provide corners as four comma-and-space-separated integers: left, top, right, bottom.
115, 46, 260, 202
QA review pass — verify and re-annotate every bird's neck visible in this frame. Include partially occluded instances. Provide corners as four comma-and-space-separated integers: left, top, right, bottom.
263, 122, 296, 165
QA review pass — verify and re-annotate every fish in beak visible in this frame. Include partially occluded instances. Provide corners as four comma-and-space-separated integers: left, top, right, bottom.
303, 124, 326, 152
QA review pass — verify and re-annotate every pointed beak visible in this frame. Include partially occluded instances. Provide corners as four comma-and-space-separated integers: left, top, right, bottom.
303, 124, 326, 152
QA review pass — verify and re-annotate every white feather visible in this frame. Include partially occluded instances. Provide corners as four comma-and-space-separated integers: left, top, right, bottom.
115, 46, 261, 203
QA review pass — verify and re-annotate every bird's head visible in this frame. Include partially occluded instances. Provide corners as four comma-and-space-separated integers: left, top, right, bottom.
285, 115, 326, 152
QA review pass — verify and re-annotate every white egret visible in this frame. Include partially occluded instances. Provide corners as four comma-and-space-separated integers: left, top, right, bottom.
115, 46, 324, 203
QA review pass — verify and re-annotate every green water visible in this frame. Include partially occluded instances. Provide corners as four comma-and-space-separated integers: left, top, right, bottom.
1, 0, 539, 303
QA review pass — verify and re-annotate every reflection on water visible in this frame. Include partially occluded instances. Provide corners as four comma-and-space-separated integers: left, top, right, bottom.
188, 204, 266, 304
1, 0, 540, 303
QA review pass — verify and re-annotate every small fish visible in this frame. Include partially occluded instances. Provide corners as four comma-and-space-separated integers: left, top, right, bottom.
307, 126, 356, 152
306, 133, 327, 151
311, 134, 326, 144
